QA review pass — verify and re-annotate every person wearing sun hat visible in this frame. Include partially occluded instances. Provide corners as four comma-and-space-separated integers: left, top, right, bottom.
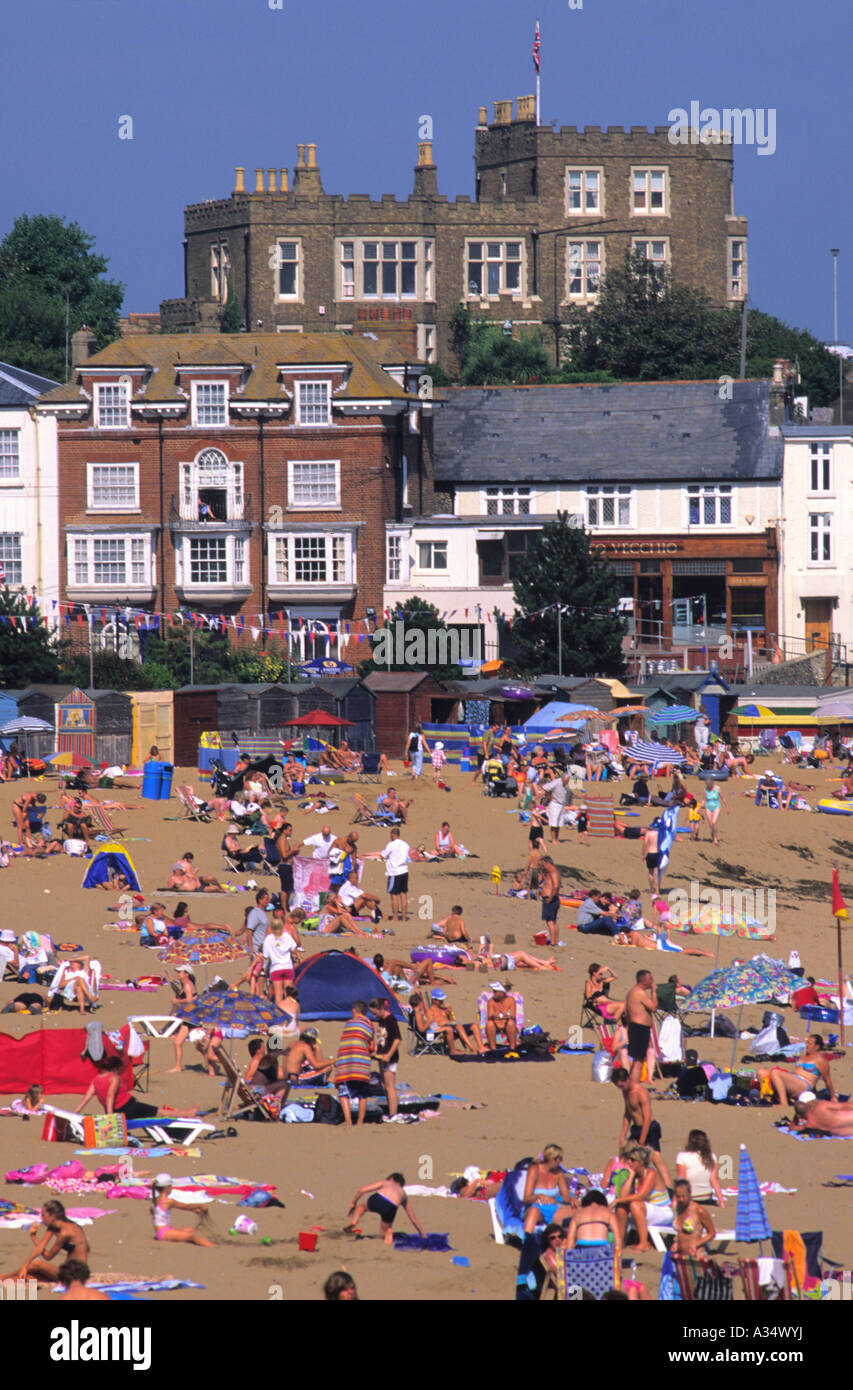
485, 980, 518, 1051
430, 740, 448, 783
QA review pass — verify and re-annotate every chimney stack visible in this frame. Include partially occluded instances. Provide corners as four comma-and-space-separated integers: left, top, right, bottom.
494, 100, 512, 125
279, 168, 289, 192
267, 168, 277, 192
71, 326, 96, 372
293, 143, 323, 198
296, 144, 306, 168
233, 166, 246, 194
515, 94, 536, 122
413, 141, 438, 198
477, 105, 488, 127
253, 167, 265, 194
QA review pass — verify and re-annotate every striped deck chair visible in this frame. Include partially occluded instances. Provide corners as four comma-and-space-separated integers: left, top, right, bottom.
214, 1046, 278, 1121
739, 1255, 799, 1300
89, 801, 125, 840
177, 785, 211, 822
555, 1244, 620, 1300
583, 794, 615, 837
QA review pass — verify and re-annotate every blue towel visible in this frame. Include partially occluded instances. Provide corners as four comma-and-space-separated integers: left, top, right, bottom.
392, 1232, 452, 1252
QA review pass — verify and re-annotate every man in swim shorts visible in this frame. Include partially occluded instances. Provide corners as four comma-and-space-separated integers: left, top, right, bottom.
611, 1066, 663, 1152
625, 968, 658, 1083
344, 1172, 425, 1245
538, 856, 562, 947
640, 824, 662, 893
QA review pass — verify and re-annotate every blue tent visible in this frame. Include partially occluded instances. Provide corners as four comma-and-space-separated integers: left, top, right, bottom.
522, 701, 590, 736
293, 950, 404, 1020
81, 843, 141, 892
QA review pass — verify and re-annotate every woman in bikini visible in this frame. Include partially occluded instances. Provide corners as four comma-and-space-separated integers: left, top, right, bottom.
522, 1145, 578, 1233
610, 1145, 673, 1253
150, 1175, 216, 1247
584, 964, 624, 1021
0, 1201, 89, 1283
564, 1189, 622, 1252
756, 1033, 836, 1105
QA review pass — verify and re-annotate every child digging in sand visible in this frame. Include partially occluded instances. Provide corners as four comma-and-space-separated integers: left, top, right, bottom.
345, 1173, 425, 1245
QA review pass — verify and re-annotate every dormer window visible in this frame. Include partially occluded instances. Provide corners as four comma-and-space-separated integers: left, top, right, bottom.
296, 380, 331, 426
192, 380, 229, 427
95, 382, 130, 429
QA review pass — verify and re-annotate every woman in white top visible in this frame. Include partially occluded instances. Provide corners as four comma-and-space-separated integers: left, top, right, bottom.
675, 1129, 724, 1205
262, 919, 298, 1009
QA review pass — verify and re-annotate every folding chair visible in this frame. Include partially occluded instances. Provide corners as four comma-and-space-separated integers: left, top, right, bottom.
126, 1014, 185, 1039
670, 1254, 734, 1300
406, 1004, 449, 1058
89, 802, 126, 840
358, 753, 382, 784
214, 1045, 278, 1121
739, 1255, 799, 1300
177, 785, 212, 822
350, 793, 395, 827
555, 1245, 621, 1300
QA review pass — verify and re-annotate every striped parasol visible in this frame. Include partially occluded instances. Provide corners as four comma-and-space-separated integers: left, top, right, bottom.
625, 738, 687, 768
647, 706, 700, 727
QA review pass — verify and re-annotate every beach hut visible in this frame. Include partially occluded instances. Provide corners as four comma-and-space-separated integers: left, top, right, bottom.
56, 688, 96, 760
292, 950, 404, 1021
173, 686, 221, 767
131, 690, 174, 766
56, 688, 133, 766
362, 672, 447, 757
82, 843, 141, 892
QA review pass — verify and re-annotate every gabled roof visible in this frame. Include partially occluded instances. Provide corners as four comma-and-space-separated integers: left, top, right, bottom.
0, 361, 60, 406
431, 381, 783, 484
363, 671, 444, 693
39, 333, 410, 407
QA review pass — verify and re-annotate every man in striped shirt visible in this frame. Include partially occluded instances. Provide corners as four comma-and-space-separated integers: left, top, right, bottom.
334, 1000, 374, 1126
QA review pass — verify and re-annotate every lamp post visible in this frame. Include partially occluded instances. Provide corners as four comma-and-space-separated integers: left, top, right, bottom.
831, 249, 843, 423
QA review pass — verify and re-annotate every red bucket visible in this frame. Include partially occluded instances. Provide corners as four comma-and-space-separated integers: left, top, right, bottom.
298, 1231, 318, 1252
533, 931, 549, 947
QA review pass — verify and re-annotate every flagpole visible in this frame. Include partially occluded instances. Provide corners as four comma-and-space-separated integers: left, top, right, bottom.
535, 19, 541, 125
832, 864, 847, 1048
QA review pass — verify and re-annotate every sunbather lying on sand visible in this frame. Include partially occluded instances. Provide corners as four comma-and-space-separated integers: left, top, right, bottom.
792, 1092, 853, 1135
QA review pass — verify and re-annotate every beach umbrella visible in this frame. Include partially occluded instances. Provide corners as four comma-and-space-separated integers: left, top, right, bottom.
555, 708, 616, 724
672, 903, 776, 973
285, 710, 355, 728
739, 703, 775, 720
0, 715, 54, 781
176, 988, 293, 1039
814, 693, 853, 723
681, 956, 801, 1064
647, 705, 700, 727
45, 750, 96, 770
735, 1144, 771, 1247
623, 738, 687, 769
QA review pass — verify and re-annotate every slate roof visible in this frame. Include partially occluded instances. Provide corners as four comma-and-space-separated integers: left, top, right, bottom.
0, 361, 60, 407
431, 381, 783, 484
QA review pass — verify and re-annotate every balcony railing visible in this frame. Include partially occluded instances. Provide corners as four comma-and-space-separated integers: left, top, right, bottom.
169, 494, 254, 531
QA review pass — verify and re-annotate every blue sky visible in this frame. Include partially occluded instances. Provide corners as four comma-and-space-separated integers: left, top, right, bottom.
3, 0, 850, 344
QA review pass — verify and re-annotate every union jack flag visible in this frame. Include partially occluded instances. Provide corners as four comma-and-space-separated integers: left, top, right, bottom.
532, 21, 541, 74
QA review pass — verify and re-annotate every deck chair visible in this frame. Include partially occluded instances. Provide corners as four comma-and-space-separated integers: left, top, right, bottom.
350, 792, 395, 827
584, 794, 616, 837
739, 1255, 799, 1300
214, 1045, 278, 1121
555, 1245, 621, 1300
670, 1253, 734, 1300
127, 1014, 185, 1039
477, 988, 525, 1046
358, 752, 382, 783
89, 801, 126, 840
177, 785, 212, 822
406, 1002, 449, 1057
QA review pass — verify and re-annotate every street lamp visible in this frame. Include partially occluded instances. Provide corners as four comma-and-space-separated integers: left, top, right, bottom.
831, 249, 843, 423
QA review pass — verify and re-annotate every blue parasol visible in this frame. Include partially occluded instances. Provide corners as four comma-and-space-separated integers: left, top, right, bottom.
176, 988, 293, 1039
735, 1144, 771, 1245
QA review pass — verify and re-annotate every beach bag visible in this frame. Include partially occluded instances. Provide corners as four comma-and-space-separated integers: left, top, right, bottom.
713, 1014, 736, 1038
63, 839, 88, 857
312, 1094, 344, 1125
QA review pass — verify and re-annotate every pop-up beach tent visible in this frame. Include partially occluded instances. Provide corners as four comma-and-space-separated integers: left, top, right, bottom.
81, 843, 141, 891
293, 950, 404, 1020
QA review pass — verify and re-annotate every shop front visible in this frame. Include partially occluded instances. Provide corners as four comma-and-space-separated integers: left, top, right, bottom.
591, 532, 778, 649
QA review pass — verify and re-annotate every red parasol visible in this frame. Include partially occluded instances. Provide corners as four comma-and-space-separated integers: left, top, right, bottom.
284, 710, 355, 728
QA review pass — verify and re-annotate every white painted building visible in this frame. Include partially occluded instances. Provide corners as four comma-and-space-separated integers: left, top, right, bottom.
0, 363, 60, 620
780, 424, 853, 659
386, 381, 785, 662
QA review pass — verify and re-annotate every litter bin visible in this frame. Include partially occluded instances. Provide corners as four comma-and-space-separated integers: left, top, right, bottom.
159, 762, 174, 801
142, 759, 164, 800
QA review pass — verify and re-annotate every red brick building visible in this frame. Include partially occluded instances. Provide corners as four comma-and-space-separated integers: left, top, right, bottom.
39, 331, 423, 663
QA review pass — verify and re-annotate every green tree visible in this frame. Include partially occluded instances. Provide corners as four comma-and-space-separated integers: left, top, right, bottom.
460, 323, 552, 385
0, 589, 61, 686
221, 275, 242, 333
562, 250, 838, 403
509, 514, 627, 677
357, 597, 464, 682
0, 214, 124, 379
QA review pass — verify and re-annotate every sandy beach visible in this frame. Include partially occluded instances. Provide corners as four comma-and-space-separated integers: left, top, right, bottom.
0, 757, 850, 1303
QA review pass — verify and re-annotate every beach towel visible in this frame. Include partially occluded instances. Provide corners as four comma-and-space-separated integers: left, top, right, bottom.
392, 1232, 452, 1252
655, 806, 679, 880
